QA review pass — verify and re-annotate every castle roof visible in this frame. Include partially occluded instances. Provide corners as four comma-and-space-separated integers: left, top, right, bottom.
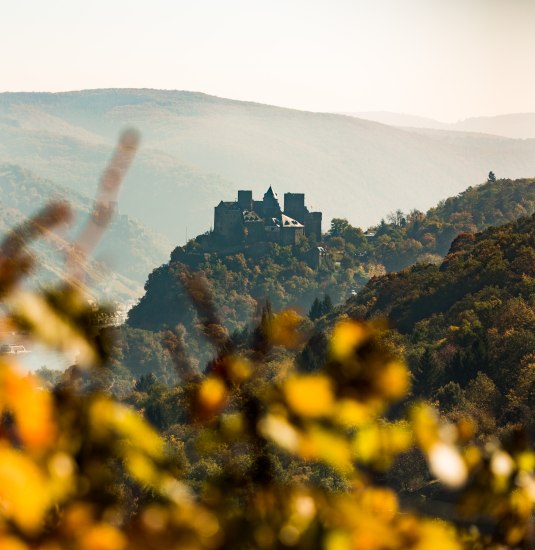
265, 217, 280, 228
264, 185, 279, 202
281, 214, 304, 228
243, 210, 263, 222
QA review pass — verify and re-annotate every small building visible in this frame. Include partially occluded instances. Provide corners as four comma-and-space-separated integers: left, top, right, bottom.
280, 214, 304, 245
306, 246, 327, 269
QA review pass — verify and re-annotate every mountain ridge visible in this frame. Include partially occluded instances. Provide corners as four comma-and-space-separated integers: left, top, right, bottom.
3, 89, 535, 243
352, 110, 535, 139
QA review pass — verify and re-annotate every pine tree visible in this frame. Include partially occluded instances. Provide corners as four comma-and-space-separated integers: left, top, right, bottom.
321, 294, 333, 316
134, 372, 157, 392
309, 297, 323, 320
253, 299, 274, 353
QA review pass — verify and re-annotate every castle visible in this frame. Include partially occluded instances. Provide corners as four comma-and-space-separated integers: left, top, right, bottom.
213, 187, 322, 246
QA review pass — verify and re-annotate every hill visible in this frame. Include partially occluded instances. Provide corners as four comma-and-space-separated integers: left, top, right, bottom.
454, 113, 535, 139
0, 164, 170, 300
123, 178, 534, 381
324, 177, 535, 272
354, 111, 535, 139
348, 111, 449, 131
3, 90, 535, 243
326, 214, 535, 434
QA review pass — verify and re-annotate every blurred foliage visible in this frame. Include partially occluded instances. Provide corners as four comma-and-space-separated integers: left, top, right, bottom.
0, 135, 533, 549
0, 164, 170, 300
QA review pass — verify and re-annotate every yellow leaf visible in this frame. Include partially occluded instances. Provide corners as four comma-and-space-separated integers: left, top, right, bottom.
360, 487, 398, 521
80, 523, 127, 550
324, 530, 351, 550
258, 414, 300, 453
353, 422, 412, 467
330, 321, 368, 361
510, 488, 533, 520
90, 398, 163, 460
413, 521, 462, 550
353, 425, 380, 464
375, 361, 410, 401
198, 376, 227, 412
2, 366, 56, 450
0, 537, 29, 550
47, 452, 76, 501
411, 404, 439, 452
517, 451, 535, 472
300, 427, 353, 474
463, 446, 481, 470
227, 355, 252, 383
125, 449, 160, 486
490, 450, 514, 478
334, 398, 378, 427
284, 375, 334, 418
7, 291, 97, 366
269, 310, 306, 349
0, 447, 50, 533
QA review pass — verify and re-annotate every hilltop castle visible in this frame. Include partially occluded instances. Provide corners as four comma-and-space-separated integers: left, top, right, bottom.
213, 187, 322, 245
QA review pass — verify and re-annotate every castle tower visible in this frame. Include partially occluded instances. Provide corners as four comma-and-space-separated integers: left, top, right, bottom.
214, 201, 244, 243
237, 190, 253, 211
284, 193, 306, 223
262, 186, 282, 220
304, 211, 322, 242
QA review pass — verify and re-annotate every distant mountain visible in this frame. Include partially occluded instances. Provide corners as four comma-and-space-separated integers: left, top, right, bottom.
454, 113, 535, 139
348, 112, 449, 131
3, 90, 535, 244
354, 111, 535, 140
0, 164, 170, 300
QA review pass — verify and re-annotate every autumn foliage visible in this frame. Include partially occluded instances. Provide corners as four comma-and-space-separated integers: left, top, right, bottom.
0, 133, 533, 549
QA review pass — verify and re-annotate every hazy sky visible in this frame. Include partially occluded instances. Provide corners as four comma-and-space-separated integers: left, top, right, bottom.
2, 0, 534, 121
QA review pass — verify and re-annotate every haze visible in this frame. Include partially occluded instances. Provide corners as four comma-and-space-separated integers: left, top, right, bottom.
2, 0, 535, 122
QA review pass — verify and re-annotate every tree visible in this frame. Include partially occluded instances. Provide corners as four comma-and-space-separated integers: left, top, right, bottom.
343, 226, 366, 248
309, 294, 333, 321
321, 294, 333, 315
329, 217, 350, 237
134, 372, 157, 392
308, 297, 323, 320
387, 209, 406, 227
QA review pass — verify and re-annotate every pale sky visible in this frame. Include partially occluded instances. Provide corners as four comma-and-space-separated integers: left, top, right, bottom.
1, 0, 534, 122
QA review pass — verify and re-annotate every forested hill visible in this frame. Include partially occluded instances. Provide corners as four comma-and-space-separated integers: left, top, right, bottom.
327, 177, 535, 272
0, 164, 170, 299
335, 213, 535, 331
324, 214, 535, 434
128, 177, 535, 335
119, 183, 535, 430
127, 238, 358, 334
